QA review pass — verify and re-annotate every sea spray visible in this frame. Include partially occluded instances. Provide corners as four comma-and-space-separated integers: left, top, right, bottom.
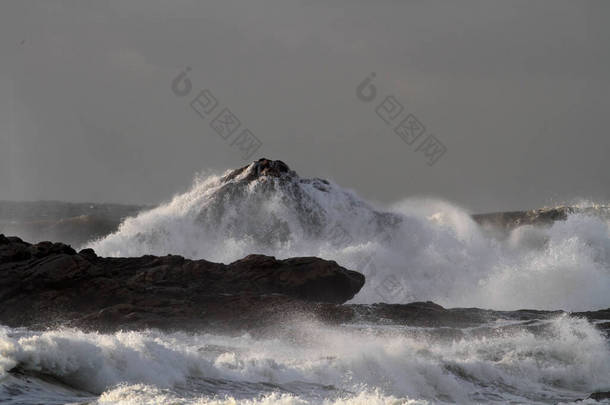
88, 161, 610, 311
1, 316, 608, 404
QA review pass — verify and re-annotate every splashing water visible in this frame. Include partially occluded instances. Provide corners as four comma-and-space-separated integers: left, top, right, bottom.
1, 315, 609, 404
87, 161, 610, 311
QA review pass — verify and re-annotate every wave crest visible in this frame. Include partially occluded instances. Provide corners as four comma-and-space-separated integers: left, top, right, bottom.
88, 161, 610, 311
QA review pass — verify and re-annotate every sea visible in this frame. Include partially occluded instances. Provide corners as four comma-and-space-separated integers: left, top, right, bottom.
1, 162, 609, 404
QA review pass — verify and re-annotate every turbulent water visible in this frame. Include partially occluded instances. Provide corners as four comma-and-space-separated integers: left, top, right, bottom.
1, 316, 609, 404
2, 162, 610, 404
88, 162, 610, 312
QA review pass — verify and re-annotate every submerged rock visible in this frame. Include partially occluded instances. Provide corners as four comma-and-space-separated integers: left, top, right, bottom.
587, 391, 610, 401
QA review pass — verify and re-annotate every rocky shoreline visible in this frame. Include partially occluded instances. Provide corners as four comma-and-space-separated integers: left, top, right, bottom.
1, 234, 608, 336
2, 161, 608, 403
0, 234, 364, 331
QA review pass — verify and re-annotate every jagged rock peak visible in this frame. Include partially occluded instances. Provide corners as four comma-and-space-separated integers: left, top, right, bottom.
222, 158, 296, 183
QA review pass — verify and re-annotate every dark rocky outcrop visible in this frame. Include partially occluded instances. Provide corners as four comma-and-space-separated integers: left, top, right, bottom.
587, 391, 610, 401
221, 158, 293, 183
577, 391, 610, 402
342, 301, 592, 326
1, 234, 609, 335
345, 301, 609, 331
0, 235, 364, 331
0, 235, 610, 337
472, 205, 610, 230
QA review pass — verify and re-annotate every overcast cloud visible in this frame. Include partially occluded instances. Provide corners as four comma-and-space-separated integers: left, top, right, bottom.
0, 0, 608, 212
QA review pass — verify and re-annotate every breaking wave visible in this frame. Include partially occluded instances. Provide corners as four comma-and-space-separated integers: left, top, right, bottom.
1, 316, 609, 404
88, 161, 610, 311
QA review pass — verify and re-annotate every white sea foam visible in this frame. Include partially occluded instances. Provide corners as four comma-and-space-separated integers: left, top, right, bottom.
88, 163, 610, 311
0, 316, 608, 404
97, 386, 426, 405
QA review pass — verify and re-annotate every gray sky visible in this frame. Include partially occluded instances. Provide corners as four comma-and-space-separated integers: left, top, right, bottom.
0, 0, 608, 213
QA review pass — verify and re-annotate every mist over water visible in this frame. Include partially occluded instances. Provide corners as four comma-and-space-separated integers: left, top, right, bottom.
88, 163, 610, 311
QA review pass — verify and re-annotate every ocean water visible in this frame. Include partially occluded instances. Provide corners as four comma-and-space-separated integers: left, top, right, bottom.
2, 162, 609, 403
1, 316, 609, 404
88, 163, 610, 311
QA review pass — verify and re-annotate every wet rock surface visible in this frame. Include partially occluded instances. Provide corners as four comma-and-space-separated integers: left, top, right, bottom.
0, 235, 608, 335
0, 235, 364, 331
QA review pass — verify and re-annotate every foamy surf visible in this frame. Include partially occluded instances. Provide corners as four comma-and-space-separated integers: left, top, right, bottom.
88, 162, 610, 311
3, 160, 608, 404
1, 315, 608, 404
